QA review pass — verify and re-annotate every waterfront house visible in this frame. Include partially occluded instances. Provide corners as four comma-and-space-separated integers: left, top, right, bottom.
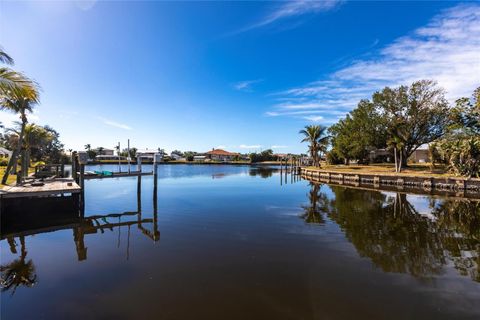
170, 152, 184, 161
410, 145, 430, 163
137, 149, 163, 162
95, 148, 115, 156
95, 155, 127, 161
193, 155, 206, 162
205, 148, 239, 162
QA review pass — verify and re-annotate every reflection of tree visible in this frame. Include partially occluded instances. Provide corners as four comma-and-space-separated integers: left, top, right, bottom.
300, 183, 327, 224
0, 236, 37, 295
249, 167, 278, 178
431, 200, 480, 282
316, 184, 480, 282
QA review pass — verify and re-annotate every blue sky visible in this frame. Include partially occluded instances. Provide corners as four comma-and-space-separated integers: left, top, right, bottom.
1, 1, 479, 154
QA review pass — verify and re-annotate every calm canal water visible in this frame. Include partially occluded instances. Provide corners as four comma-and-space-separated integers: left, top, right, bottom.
1, 165, 479, 319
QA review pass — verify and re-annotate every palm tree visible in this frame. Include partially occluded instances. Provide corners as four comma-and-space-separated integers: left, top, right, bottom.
1, 96, 38, 184
299, 125, 329, 167
1, 48, 40, 184
0, 48, 38, 102
84, 144, 91, 151
8, 123, 53, 172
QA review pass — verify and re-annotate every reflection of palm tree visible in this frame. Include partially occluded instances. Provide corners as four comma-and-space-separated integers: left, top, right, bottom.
0, 236, 37, 295
300, 183, 327, 224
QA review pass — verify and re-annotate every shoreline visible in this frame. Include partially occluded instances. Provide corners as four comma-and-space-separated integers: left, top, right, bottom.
301, 167, 480, 197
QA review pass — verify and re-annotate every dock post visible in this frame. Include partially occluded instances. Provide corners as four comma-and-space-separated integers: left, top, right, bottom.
137, 154, 142, 173
79, 164, 85, 189
71, 151, 77, 181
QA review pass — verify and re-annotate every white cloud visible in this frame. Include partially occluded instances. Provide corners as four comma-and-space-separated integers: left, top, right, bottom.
267, 4, 480, 121
303, 115, 324, 122
244, 0, 343, 31
215, 145, 227, 149
98, 117, 132, 130
239, 144, 262, 149
271, 145, 288, 149
233, 79, 263, 91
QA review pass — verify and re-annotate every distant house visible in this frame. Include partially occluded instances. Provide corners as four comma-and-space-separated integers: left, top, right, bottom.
369, 149, 392, 163
170, 152, 184, 161
137, 149, 163, 162
193, 155, 206, 162
410, 145, 430, 163
95, 155, 126, 161
95, 148, 115, 156
0, 147, 12, 159
205, 148, 239, 162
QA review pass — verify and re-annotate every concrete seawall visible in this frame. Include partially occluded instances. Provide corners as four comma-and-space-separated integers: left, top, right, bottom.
300, 168, 480, 198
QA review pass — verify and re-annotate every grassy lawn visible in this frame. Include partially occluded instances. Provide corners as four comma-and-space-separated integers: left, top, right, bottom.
0, 166, 35, 188
304, 163, 459, 178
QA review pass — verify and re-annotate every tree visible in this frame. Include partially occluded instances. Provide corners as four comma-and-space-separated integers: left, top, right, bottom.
329, 99, 388, 164
372, 80, 450, 168
84, 143, 97, 160
1, 96, 38, 184
1, 48, 40, 184
430, 87, 480, 178
0, 48, 38, 102
299, 125, 328, 167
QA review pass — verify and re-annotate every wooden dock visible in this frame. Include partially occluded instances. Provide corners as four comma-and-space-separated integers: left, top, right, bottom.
83, 170, 153, 180
0, 178, 81, 199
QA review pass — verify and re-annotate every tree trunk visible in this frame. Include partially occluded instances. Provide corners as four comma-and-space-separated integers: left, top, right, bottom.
2, 113, 27, 185
394, 147, 398, 173
398, 149, 403, 173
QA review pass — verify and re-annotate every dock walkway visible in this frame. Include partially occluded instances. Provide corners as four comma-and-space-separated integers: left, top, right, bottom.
0, 178, 81, 199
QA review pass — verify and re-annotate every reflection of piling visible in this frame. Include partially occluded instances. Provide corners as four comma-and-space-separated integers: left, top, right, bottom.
137, 176, 142, 214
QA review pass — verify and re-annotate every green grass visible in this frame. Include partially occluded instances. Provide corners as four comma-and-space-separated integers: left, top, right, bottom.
0, 166, 35, 188
305, 162, 459, 178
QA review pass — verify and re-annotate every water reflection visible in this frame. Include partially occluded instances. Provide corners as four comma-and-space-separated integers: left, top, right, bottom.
299, 183, 327, 224
0, 236, 37, 295
302, 182, 480, 282
249, 166, 279, 178
1, 187, 159, 295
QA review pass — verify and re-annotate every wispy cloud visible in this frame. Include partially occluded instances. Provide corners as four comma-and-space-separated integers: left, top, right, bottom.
243, 0, 343, 32
303, 115, 324, 122
216, 145, 227, 149
266, 4, 480, 123
239, 144, 262, 149
233, 79, 263, 92
271, 145, 288, 149
98, 117, 132, 130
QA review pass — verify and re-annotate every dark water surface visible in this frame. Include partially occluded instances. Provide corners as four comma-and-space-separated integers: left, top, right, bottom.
1, 165, 479, 319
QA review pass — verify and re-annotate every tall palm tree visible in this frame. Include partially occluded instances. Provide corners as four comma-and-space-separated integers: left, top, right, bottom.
1, 96, 38, 184
299, 125, 329, 167
1, 48, 40, 184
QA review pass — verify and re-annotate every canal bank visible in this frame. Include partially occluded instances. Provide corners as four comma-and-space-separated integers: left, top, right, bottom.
300, 167, 480, 197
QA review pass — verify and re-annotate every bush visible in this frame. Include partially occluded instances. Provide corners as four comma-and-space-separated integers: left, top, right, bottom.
436, 137, 480, 177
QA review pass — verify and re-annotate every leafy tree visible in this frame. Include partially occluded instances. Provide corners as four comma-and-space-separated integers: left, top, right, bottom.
329, 100, 387, 164
430, 87, 480, 177
372, 80, 450, 169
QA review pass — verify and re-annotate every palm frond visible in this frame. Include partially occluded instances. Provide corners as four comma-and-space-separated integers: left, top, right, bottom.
0, 48, 14, 65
